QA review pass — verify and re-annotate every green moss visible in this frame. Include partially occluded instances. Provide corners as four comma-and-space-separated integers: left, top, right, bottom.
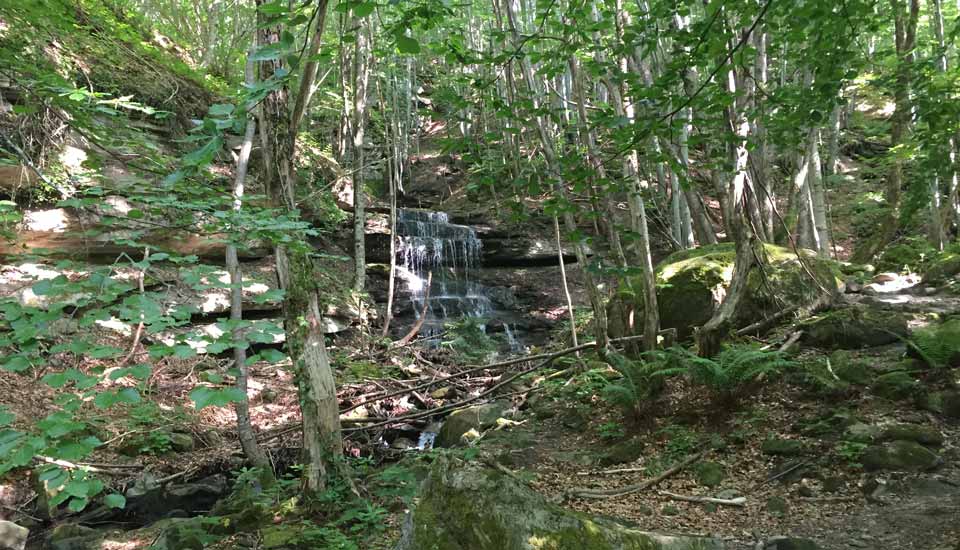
610, 243, 841, 341
801, 307, 908, 349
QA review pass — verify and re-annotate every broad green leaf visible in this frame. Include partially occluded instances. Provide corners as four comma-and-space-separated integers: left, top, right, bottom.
190, 386, 245, 410
397, 36, 420, 54
353, 2, 376, 17
104, 493, 126, 509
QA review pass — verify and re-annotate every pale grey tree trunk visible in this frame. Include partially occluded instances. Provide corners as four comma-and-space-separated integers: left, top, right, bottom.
230, 40, 271, 474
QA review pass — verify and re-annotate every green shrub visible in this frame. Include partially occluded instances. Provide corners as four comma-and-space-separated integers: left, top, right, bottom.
660, 345, 795, 405
600, 351, 672, 420
443, 317, 497, 364
910, 318, 960, 368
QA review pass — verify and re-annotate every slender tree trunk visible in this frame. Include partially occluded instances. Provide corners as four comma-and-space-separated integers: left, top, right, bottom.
256, 0, 341, 494
352, 17, 373, 292
230, 43, 272, 474
698, 36, 760, 357
930, 0, 955, 246
555, 215, 578, 348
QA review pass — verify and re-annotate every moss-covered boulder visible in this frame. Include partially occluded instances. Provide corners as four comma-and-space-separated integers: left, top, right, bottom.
879, 424, 943, 446
397, 457, 725, 550
609, 244, 841, 341
800, 306, 908, 349
921, 250, 960, 284
861, 440, 942, 472
436, 402, 510, 448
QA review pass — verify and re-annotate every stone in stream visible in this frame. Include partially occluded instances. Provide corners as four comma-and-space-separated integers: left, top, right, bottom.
435, 402, 510, 448
0, 520, 28, 550
861, 440, 942, 472
396, 457, 725, 550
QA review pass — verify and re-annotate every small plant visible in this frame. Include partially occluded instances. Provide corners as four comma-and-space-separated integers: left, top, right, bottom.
836, 441, 868, 466
600, 350, 673, 420
443, 316, 497, 364
597, 421, 626, 442
658, 344, 795, 405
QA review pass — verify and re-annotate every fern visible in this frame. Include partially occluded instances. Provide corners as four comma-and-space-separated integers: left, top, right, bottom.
657, 345, 794, 404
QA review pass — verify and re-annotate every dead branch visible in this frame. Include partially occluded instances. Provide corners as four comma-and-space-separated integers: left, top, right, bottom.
575, 466, 647, 476
659, 490, 746, 507
736, 305, 799, 336
779, 330, 803, 353
566, 448, 709, 499
393, 271, 432, 347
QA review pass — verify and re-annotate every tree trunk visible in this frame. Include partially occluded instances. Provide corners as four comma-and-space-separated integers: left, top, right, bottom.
352, 16, 372, 292
256, 0, 341, 494
231, 43, 271, 475
697, 41, 759, 357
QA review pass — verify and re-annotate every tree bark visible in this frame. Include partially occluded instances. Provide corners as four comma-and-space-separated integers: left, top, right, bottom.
256, 0, 341, 494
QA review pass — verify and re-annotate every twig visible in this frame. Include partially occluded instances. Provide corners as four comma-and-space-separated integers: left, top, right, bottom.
659, 491, 746, 507
34, 456, 126, 475
575, 466, 647, 476
567, 448, 709, 499
736, 306, 800, 336
760, 460, 808, 487
119, 246, 150, 366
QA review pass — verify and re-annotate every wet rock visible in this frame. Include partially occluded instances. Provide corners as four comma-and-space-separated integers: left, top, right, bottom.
800, 306, 908, 349
844, 422, 882, 443
944, 391, 960, 420
694, 461, 726, 488
871, 371, 919, 400
762, 438, 805, 456
397, 457, 725, 550
48, 523, 101, 550
168, 432, 196, 452
879, 423, 943, 446
435, 401, 510, 447
762, 537, 820, 550
609, 243, 841, 341
862, 440, 942, 472
599, 438, 644, 467
0, 520, 28, 550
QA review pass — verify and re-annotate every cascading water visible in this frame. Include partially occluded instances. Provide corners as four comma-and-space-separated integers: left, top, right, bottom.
396, 209, 495, 341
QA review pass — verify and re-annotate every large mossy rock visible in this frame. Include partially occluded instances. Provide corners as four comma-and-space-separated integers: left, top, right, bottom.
436, 402, 510, 448
609, 244, 841, 340
799, 306, 908, 349
397, 458, 725, 550
862, 440, 942, 472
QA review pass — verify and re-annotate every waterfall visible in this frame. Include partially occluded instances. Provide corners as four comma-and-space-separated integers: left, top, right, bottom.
396, 209, 494, 339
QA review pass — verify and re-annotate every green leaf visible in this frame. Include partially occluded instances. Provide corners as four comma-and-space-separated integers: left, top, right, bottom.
208, 103, 235, 117
396, 36, 421, 54
0, 355, 30, 373
189, 387, 245, 410
353, 2, 376, 17
68, 497, 89, 512
104, 493, 126, 509
0, 407, 13, 427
